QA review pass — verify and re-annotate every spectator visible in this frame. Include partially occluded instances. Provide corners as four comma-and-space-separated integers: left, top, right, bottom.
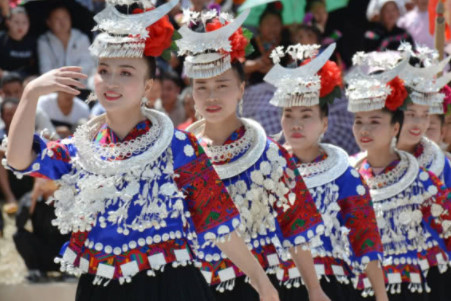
244, 3, 290, 86
1, 73, 55, 134
0, 99, 17, 211
155, 71, 185, 126
0, 72, 22, 99
37, 5, 94, 79
177, 86, 196, 130
291, 24, 322, 45
306, 0, 329, 34
37, 92, 90, 138
0, 98, 34, 205
363, 0, 415, 52
13, 178, 70, 283
398, 0, 433, 48
0, 7, 37, 78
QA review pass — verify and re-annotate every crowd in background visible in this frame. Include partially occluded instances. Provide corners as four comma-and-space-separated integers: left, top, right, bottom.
0, 0, 450, 284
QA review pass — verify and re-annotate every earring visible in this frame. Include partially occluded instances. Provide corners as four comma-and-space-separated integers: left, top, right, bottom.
317, 133, 324, 144
390, 136, 397, 151
85, 92, 97, 104
141, 97, 149, 107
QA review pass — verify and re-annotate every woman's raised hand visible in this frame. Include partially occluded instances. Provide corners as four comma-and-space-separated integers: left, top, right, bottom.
24, 66, 87, 99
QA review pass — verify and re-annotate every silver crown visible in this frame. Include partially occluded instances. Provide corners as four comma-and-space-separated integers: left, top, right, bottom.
263, 43, 335, 108
345, 52, 409, 113
90, 0, 178, 58
176, 9, 250, 79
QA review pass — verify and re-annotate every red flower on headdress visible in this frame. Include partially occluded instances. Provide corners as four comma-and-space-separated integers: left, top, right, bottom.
318, 60, 342, 98
206, 18, 249, 62
442, 85, 451, 115
132, 8, 174, 57
385, 77, 408, 111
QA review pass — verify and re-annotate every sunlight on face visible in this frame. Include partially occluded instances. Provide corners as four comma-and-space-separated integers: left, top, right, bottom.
281, 105, 327, 151
192, 68, 244, 124
398, 103, 430, 147
353, 110, 398, 153
94, 57, 150, 113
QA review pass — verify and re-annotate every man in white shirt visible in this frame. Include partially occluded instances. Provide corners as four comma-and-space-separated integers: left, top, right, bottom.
37, 5, 94, 78
398, 0, 434, 48
37, 92, 90, 138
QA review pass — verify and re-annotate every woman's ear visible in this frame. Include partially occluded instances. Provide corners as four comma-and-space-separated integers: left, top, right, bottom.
322, 116, 329, 134
393, 122, 400, 137
144, 79, 154, 97
239, 81, 245, 99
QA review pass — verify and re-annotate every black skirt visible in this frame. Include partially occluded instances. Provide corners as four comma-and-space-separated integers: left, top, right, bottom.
212, 276, 259, 301
76, 265, 215, 301
354, 283, 429, 301
273, 275, 357, 301
426, 266, 451, 301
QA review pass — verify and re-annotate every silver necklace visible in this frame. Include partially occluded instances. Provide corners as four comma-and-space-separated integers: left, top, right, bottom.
298, 144, 349, 188
187, 118, 267, 179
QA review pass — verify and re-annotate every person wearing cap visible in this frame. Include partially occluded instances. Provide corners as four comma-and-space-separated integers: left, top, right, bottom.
348, 51, 451, 299
3, 1, 280, 300
264, 43, 387, 301
363, 0, 414, 52
394, 46, 451, 301
177, 8, 329, 301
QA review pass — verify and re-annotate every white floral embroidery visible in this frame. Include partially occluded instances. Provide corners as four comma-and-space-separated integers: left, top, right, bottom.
356, 185, 366, 196
184, 145, 194, 157
175, 131, 186, 140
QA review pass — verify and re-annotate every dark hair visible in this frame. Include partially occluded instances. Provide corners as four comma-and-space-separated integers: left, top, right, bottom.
294, 24, 322, 44
143, 56, 156, 79
382, 107, 404, 139
1, 72, 22, 88
231, 61, 245, 83
161, 70, 182, 88
306, 0, 326, 12
0, 97, 19, 115
319, 103, 329, 117
438, 114, 445, 126
259, 6, 283, 26
47, 4, 71, 20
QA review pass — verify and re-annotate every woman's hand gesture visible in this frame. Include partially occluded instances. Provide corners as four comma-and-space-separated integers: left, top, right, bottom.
25, 66, 87, 99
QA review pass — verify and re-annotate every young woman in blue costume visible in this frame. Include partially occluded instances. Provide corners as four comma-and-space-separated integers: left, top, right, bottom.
263, 43, 387, 301
178, 8, 329, 301
394, 45, 451, 301
348, 52, 451, 301
3, 1, 279, 300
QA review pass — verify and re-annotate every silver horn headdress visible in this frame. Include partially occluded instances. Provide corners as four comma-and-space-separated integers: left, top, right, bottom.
263, 43, 336, 107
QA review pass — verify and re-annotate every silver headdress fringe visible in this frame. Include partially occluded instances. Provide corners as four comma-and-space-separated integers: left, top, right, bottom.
429, 100, 445, 114
264, 43, 336, 108
398, 56, 451, 106
105, 0, 155, 8
185, 53, 231, 79
177, 9, 250, 79
90, 0, 179, 58
345, 52, 410, 113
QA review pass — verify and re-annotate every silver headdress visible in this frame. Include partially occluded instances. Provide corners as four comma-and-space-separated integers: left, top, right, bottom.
263, 43, 336, 107
345, 51, 409, 113
398, 43, 451, 107
90, 0, 179, 58
176, 9, 250, 79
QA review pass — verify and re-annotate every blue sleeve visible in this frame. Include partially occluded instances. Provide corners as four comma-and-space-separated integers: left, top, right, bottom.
5, 134, 75, 180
